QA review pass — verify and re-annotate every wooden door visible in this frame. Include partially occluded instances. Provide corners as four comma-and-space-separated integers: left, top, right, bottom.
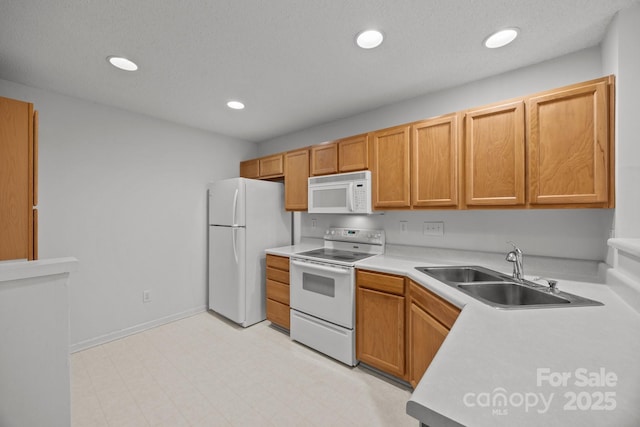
0, 96, 36, 260
528, 78, 611, 205
464, 101, 525, 206
259, 154, 284, 178
412, 114, 460, 207
356, 286, 405, 377
408, 301, 449, 388
284, 149, 309, 210
239, 159, 259, 178
338, 133, 369, 172
371, 125, 411, 208
310, 143, 338, 176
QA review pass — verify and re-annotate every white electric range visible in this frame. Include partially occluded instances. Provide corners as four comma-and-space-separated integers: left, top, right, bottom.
289, 227, 385, 366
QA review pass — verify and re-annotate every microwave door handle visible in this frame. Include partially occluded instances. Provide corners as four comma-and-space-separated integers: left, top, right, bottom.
347, 182, 355, 212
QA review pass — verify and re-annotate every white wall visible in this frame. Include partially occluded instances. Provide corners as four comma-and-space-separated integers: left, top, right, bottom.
258, 47, 604, 154
0, 79, 257, 349
258, 47, 615, 261
603, 4, 640, 239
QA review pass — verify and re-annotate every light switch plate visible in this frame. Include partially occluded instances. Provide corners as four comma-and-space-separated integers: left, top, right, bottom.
423, 221, 444, 236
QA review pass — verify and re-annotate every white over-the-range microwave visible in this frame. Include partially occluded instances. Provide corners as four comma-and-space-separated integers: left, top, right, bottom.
308, 171, 373, 214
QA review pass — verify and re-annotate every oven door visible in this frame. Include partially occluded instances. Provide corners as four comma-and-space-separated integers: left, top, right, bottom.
290, 258, 355, 329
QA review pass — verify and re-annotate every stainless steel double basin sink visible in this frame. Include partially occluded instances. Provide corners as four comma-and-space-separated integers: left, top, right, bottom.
415, 266, 603, 309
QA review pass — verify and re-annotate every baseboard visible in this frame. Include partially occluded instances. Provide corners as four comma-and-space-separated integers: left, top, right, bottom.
69, 305, 207, 353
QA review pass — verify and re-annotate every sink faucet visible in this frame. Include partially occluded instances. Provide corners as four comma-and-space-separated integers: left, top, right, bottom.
505, 241, 524, 282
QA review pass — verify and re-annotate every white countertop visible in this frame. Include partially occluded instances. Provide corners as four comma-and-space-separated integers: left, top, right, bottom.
359, 253, 640, 427
266, 244, 640, 426
0, 257, 78, 283
265, 239, 324, 257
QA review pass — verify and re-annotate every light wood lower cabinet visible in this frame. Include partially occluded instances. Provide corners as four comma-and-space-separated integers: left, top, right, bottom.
356, 269, 406, 379
408, 280, 460, 387
266, 254, 290, 330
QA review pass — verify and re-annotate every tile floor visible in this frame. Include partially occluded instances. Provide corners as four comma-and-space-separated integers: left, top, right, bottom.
71, 312, 417, 426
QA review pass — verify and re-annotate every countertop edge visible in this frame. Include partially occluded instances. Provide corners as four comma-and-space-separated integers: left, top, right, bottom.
0, 257, 79, 283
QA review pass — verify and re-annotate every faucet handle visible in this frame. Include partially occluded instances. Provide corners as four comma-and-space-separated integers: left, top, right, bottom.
534, 277, 558, 292
507, 241, 522, 254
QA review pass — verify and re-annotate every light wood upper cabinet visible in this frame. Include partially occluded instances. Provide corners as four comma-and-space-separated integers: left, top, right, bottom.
284, 149, 309, 211
0, 96, 38, 261
371, 125, 411, 209
310, 143, 338, 176
464, 101, 526, 207
338, 133, 370, 172
412, 114, 460, 207
527, 77, 612, 206
259, 154, 285, 178
356, 270, 406, 379
240, 154, 284, 179
239, 159, 259, 178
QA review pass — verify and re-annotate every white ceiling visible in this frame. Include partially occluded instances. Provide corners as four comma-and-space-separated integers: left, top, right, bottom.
1, 0, 637, 142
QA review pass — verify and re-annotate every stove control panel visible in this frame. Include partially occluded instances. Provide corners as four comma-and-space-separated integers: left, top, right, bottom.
324, 227, 385, 246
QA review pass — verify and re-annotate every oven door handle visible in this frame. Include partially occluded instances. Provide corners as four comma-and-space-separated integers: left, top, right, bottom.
291, 259, 352, 275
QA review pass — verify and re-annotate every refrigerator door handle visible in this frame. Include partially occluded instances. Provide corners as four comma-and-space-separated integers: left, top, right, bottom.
232, 227, 239, 264
232, 189, 239, 226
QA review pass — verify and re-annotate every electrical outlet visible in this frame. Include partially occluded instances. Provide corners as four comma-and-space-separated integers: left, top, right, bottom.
400, 220, 408, 233
423, 221, 444, 236
143, 290, 151, 303
311, 218, 317, 229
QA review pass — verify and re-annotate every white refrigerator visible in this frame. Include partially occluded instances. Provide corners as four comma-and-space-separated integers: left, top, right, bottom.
208, 178, 291, 327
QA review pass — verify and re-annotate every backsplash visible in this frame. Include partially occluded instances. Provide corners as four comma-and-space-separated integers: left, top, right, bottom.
300, 209, 614, 262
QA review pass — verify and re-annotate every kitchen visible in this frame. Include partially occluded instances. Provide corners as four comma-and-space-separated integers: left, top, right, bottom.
1, 1, 640, 426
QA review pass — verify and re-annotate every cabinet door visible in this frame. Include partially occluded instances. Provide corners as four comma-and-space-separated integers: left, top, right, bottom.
266, 254, 290, 330
408, 301, 449, 388
239, 159, 259, 178
356, 286, 405, 378
338, 133, 369, 172
371, 125, 411, 208
310, 143, 338, 176
284, 149, 309, 211
259, 154, 284, 178
412, 114, 460, 207
528, 78, 610, 205
0, 97, 36, 261
464, 101, 525, 206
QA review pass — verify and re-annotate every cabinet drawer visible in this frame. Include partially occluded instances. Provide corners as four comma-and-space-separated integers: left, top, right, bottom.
266, 267, 289, 284
409, 280, 460, 329
266, 298, 290, 329
356, 270, 405, 296
266, 279, 289, 305
266, 254, 289, 271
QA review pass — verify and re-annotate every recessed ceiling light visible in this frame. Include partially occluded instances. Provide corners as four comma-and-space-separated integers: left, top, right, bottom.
356, 30, 384, 49
484, 28, 519, 49
227, 100, 245, 110
107, 56, 138, 71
